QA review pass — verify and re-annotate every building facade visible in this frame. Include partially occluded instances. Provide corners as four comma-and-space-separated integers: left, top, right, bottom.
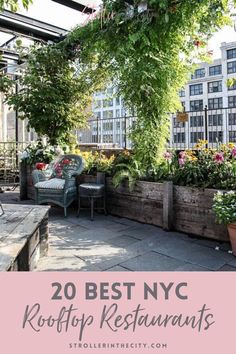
79, 41, 236, 149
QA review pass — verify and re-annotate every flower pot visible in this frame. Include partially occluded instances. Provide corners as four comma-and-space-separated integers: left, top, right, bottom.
227, 223, 236, 255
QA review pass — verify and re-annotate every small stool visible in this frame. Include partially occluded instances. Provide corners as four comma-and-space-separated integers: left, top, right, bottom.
77, 182, 107, 221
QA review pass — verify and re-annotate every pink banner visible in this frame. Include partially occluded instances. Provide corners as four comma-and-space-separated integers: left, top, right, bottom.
0, 272, 235, 353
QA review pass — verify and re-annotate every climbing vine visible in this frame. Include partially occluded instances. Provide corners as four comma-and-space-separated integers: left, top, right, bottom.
0, 0, 32, 11
1, 0, 235, 169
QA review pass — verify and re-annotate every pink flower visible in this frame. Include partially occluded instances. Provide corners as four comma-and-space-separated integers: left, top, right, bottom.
232, 147, 236, 158
214, 152, 224, 164
178, 158, 185, 167
35, 162, 46, 170
163, 152, 172, 161
179, 151, 186, 159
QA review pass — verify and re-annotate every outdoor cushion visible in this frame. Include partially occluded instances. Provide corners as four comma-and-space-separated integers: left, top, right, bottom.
34, 178, 65, 190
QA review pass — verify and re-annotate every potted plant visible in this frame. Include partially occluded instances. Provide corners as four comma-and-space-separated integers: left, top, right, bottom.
213, 191, 236, 255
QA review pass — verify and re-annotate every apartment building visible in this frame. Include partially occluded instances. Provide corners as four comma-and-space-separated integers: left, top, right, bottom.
80, 41, 236, 149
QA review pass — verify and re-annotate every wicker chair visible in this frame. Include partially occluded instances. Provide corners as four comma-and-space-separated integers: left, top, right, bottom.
32, 154, 84, 217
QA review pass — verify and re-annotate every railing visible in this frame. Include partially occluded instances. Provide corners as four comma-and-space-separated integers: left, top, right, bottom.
0, 142, 28, 188
171, 106, 236, 150
77, 115, 137, 149
77, 107, 236, 150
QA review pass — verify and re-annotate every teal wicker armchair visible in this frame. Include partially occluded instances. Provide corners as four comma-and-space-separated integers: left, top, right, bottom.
32, 154, 84, 217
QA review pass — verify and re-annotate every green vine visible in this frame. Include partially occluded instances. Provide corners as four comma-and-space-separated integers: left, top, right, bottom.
0, 0, 234, 170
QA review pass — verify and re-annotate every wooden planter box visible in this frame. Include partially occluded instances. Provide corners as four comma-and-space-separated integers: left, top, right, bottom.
106, 178, 229, 242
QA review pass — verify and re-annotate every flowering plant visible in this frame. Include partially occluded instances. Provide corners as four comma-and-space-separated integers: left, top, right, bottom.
213, 191, 236, 225
157, 141, 236, 189
35, 162, 47, 170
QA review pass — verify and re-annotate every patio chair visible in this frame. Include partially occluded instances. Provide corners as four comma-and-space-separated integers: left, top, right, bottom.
32, 154, 84, 217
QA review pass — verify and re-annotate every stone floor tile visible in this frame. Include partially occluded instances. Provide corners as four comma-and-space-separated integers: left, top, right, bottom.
105, 265, 132, 272
218, 264, 236, 271
107, 235, 140, 247
120, 252, 186, 271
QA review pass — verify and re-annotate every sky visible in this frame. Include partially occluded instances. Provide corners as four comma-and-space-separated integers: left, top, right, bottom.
1, 0, 236, 59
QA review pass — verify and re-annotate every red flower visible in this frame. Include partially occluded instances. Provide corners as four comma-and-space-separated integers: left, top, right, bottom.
36, 162, 46, 170
62, 159, 71, 165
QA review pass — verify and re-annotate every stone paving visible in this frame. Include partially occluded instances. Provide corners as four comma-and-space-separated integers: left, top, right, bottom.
1, 189, 236, 271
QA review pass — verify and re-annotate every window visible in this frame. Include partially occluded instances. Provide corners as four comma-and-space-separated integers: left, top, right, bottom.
190, 100, 203, 111
209, 131, 223, 143
228, 81, 236, 91
208, 97, 223, 109
229, 113, 236, 125
190, 115, 204, 127
228, 96, 236, 108
208, 114, 223, 126
116, 121, 121, 129
190, 84, 203, 96
179, 89, 185, 97
173, 133, 185, 143
190, 132, 204, 143
227, 48, 236, 60
103, 122, 113, 130
116, 97, 121, 105
94, 99, 101, 109
107, 87, 113, 95
116, 109, 120, 117
103, 99, 113, 107
229, 131, 236, 142
227, 61, 236, 74
208, 81, 222, 93
94, 112, 101, 119
103, 110, 113, 119
191, 68, 205, 79
173, 117, 185, 128
209, 65, 222, 76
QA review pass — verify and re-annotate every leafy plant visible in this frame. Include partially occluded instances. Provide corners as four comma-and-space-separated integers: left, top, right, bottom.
112, 159, 142, 191
213, 191, 236, 225
0, 0, 32, 11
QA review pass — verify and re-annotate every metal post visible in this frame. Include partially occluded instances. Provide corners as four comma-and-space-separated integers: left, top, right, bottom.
15, 79, 19, 166
204, 105, 208, 148
124, 114, 127, 149
96, 116, 99, 143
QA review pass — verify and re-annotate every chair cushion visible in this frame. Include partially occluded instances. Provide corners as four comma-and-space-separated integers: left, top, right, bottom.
79, 183, 105, 197
35, 178, 65, 190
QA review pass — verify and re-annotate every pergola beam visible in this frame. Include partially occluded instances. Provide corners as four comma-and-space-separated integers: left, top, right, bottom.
0, 10, 68, 42
51, 0, 96, 14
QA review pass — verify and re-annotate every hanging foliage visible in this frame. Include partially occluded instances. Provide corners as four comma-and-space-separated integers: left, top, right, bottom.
1, 0, 235, 168
0, 0, 32, 11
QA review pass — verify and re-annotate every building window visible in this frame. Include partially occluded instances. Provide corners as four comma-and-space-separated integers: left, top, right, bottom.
179, 89, 185, 97
103, 122, 113, 131
94, 112, 101, 119
191, 68, 205, 79
227, 48, 236, 60
209, 131, 223, 143
107, 87, 113, 95
173, 117, 185, 128
173, 133, 185, 143
190, 115, 204, 127
209, 65, 222, 76
229, 113, 236, 125
229, 131, 236, 142
227, 61, 236, 74
228, 81, 236, 91
103, 110, 113, 119
228, 96, 236, 108
190, 132, 204, 143
103, 99, 113, 107
208, 114, 223, 126
190, 84, 203, 96
208, 97, 223, 109
190, 100, 203, 111
116, 97, 121, 105
208, 81, 222, 93
94, 99, 101, 109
